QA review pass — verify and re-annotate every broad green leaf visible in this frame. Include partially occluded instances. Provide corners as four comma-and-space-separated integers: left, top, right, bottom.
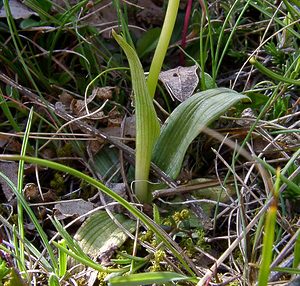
113, 31, 160, 202
91, 146, 120, 181
74, 211, 136, 259
152, 88, 249, 179
108, 271, 193, 286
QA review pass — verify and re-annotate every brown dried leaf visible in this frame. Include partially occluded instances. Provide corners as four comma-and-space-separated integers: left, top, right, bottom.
92, 86, 114, 101
54, 199, 94, 221
0, 0, 37, 19
0, 134, 22, 153
0, 161, 18, 202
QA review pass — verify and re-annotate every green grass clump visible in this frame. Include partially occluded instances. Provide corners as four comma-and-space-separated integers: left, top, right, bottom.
0, 0, 299, 285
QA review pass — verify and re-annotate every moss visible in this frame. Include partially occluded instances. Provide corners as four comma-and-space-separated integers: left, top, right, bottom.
57, 143, 73, 158
9, 214, 18, 226
97, 272, 108, 286
228, 282, 240, 286
180, 209, 190, 220
139, 230, 154, 243
180, 237, 195, 257
50, 173, 66, 195
77, 173, 98, 200
172, 209, 190, 225
195, 229, 210, 251
149, 250, 166, 272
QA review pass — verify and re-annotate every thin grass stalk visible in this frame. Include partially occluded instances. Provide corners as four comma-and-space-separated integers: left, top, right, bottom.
285, 0, 300, 18
58, 240, 67, 277
24, 0, 60, 24
0, 171, 58, 272
108, 271, 197, 286
51, 218, 124, 273
3, 0, 51, 91
3, 0, 60, 128
114, 0, 134, 48
255, 157, 300, 195
203, 0, 216, 79
249, 57, 300, 86
0, 213, 52, 270
12, 225, 21, 271
257, 168, 280, 286
47, 1, 89, 72
0, 89, 21, 132
215, 0, 252, 79
249, 2, 300, 40
281, 148, 300, 177
212, 0, 240, 79
250, 212, 265, 267
232, 147, 249, 279
233, 69, 298, 178
147, 0, 180, 99
53, 241, 125, 273
180, 0, 192, 65
16, 108, 34, 276
293, 232, 300, 268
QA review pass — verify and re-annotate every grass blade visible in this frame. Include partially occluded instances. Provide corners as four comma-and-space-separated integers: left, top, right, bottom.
0, 89, 21, 132
0, 171, 58, 273
293, 232, 300, 268
250, 57, 300, 86
257, 168, 280, 286
108, 271, 194, 286
16, 107, 34, 275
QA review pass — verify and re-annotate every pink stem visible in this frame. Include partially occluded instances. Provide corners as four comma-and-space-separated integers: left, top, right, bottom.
180, 0, 193, 65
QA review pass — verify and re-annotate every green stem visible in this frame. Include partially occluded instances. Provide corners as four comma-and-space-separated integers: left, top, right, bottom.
257, 168, 280, 286
53, 241, 124, 273
249, 57, 300, 86
147, 0, 180, 98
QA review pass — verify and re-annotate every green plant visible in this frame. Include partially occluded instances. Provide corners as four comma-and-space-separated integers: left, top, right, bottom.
0, 259, 10, 285
257, 168, 280, 286
0, 155, 196, 278
2, 1, 299, 285
107, 271, 196, 286
113, 11, 249, 202
249, 57, 300, 86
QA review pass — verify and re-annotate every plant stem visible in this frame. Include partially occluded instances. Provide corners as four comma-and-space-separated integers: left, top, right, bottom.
147, 0, 180, 99
257, 168, 280, 286
180, 0, 193, 65
249, 57, 300, 86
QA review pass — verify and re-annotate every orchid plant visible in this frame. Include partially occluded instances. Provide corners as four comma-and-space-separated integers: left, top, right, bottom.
113, 0, 249, 203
